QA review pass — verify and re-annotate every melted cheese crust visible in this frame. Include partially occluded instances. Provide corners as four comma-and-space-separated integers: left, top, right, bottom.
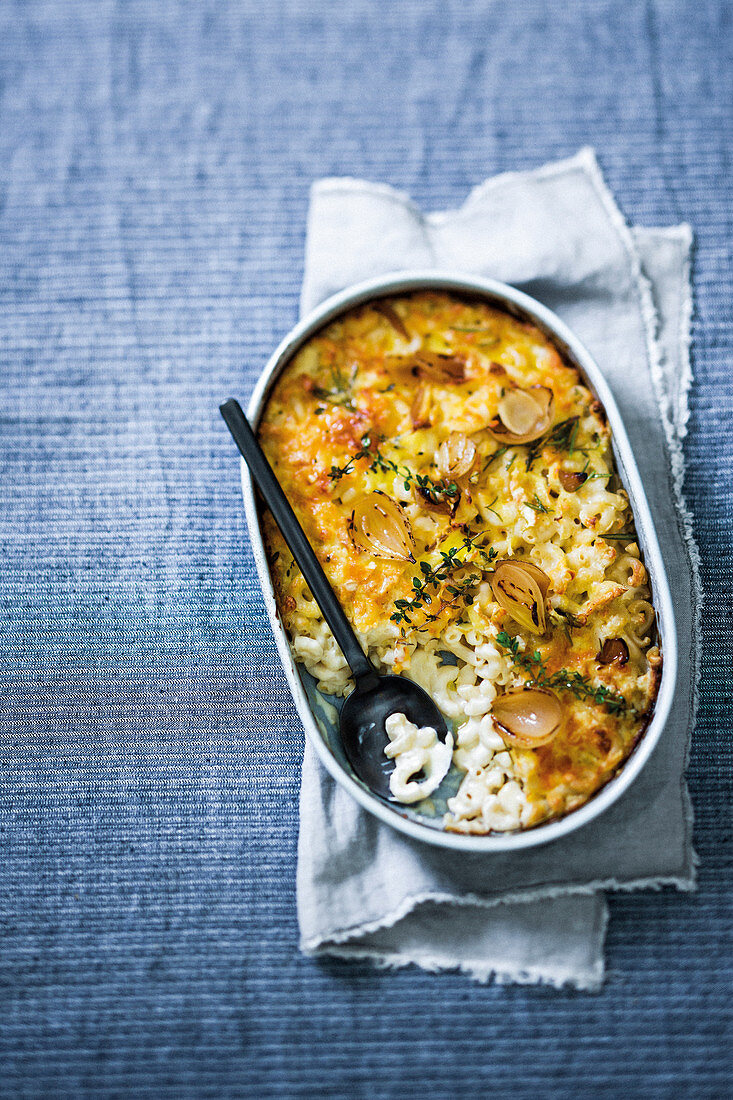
259, 291, 661, 831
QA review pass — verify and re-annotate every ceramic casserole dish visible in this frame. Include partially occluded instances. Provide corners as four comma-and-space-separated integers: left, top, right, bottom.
239, 272, 676, 851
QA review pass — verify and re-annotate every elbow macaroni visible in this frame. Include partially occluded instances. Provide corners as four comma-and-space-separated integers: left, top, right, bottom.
384, 712, 454, 803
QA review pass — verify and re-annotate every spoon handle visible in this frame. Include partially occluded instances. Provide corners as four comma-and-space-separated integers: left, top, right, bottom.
220, 398, 378, 689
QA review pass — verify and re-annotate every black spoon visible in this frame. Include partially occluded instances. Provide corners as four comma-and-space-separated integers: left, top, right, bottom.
220, 397, 449, 801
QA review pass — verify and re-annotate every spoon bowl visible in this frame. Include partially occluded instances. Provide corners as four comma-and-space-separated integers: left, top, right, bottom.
340, 674, 449, 800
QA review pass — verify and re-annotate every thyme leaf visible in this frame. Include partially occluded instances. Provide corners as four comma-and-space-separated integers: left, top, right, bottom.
485, 496, 502, 521
524, 417, 585, 470
484, 446, 508, 470
390, 537, 497, 628
312, 361, 359, 411
527, 493, 549, 514
329, 435, 458, 507
495, 630, 632, 715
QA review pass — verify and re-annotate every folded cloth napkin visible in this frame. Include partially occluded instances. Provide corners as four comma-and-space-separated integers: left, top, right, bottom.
295, 149, 699, 990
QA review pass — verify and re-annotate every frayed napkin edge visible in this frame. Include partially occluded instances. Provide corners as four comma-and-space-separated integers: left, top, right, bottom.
302, 941, 607, 993
302, 865, 701, 990
302, 886, 609, 991
300, 868, 697, 993
309, 147, 596, 218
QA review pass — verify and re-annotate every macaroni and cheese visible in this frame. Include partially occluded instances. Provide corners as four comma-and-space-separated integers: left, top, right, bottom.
258, 291, 661, 833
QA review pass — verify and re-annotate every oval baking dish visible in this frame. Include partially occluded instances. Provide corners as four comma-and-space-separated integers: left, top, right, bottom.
239, 272, 677, 852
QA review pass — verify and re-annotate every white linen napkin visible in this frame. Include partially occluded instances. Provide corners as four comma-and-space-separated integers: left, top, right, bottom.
295, 149, 699, 990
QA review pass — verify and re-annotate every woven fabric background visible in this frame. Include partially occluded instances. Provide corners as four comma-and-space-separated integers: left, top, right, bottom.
0, 1, 730, 1095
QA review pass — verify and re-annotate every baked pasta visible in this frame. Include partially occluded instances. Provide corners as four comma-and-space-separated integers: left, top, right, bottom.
258, 291, 661, 833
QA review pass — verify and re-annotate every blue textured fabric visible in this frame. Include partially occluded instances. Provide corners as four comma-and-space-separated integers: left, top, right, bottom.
0, 1, 730, 1095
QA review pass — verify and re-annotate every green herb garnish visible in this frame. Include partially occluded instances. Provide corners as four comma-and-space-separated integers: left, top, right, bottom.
524, 416, 584, 470
390, 537, 497, 629
495, 630, 631, 715
329, 435, 458, 509
312, 361, 358, 411
485, 496, 502, 521
484, 446, 508, 470
527, 493, 549, 514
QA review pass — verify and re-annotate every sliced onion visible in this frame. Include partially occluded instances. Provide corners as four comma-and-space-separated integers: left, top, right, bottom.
490, 560, 548, 634
410, 383, 432, 428
413, 351, 466, 383
374, 300, 409, 340
349, 491, 416, 562
437, 432, 478, 480
596, 638, 629, 667
488, 386, 554, 444
491, 687, 563, 747
559, 469, 588, 492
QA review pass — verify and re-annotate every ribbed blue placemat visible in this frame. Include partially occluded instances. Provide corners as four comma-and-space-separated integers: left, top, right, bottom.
0, 1, 730, 1096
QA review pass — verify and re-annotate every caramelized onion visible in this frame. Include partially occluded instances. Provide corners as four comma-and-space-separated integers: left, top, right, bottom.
490, 560, 549, 634
437, 432, 478, 480
495, 558, 550, 598
412, 351, 466, 383
596, 638, 629, 667
492, 687, 563, 747
349, 491, 416, 562
413, 484, 457, 516
374, 300, 409, 340
559, 469, 588, 492
410, 383, 432, 429
488, 386, 554, 444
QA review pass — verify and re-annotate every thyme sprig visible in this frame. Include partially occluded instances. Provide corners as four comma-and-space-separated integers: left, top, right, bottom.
524, 416, 583, 470
485, 418, 586, 477
581, 457, 610, 481
527, 492, 549, 514
329, 434, 459, 504
484, 445, 508, 470
495, 630, 631, 715
328, 437, 372, 480
312, 362, 358, 411
390, 537, 497, 628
